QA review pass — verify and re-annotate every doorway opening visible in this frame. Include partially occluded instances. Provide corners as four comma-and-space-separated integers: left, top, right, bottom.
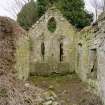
89, 49, 97, 79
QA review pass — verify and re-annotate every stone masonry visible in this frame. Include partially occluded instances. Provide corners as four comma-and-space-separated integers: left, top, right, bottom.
76, 12, 105, 105
0, 17, 30, 80
1, 7, 105, 105
29, 7, 76, 76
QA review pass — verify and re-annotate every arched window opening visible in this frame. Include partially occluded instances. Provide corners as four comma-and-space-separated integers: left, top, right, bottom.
41, 42, 45, 61
60, 42, 63, 62
77, 43, 83, 68
48, 17, 56, 33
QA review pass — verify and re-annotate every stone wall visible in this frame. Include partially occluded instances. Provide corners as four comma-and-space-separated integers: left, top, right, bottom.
29, 7, 76, 76
0, 17, 16, 74
0, 17, 30, 80
96, 13, 105, 105
15, 32, 30, 80
76, 12, 105, 105
76, 26, 95, 81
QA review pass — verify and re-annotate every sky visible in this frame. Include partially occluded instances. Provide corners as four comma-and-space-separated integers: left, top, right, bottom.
0, 0, 103, 21
85, 0, 103, 20
0, 0, 28, 20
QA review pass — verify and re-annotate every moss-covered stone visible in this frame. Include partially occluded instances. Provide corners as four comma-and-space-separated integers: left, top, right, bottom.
15, 35, 30, 80
30, 62, 71, 76
0, 88, 8, 97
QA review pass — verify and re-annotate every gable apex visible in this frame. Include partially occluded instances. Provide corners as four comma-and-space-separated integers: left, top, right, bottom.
30, 6, 75, 33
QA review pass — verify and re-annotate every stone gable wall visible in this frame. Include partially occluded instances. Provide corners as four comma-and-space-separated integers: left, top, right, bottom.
29, 7, 76, 75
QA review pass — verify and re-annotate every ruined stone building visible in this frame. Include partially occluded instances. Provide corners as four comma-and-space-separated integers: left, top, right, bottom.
28, 7, 105, 104
1, 7, 105, 105
29, 7, 76, 75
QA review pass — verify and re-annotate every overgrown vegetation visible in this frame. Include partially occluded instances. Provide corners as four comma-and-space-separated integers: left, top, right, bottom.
17, 0, 93, 30
17, 0, 38, 30
37, 0, 93, 29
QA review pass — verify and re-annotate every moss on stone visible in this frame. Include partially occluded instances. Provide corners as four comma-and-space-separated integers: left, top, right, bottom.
30, 62, 72, 76
15, 35, 30, 80
0, 88, 8, 97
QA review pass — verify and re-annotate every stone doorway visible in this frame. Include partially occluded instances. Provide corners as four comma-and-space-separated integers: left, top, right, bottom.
88, 49, 97, 79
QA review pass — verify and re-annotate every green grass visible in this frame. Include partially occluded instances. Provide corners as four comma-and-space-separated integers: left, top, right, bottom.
29, 73, 80, 92
30, 73, 78, 82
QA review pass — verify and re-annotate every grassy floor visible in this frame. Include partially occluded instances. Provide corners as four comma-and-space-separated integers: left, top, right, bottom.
29, 73, 102, 105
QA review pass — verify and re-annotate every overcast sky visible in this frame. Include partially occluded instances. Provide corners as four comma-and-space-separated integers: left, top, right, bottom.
0, 0, 102, 20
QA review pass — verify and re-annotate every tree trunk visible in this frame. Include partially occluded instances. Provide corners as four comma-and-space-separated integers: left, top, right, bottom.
95, 8, 98, 21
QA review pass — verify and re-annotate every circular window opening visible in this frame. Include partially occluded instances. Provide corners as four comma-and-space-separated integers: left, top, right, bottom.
48, 17, 56, 33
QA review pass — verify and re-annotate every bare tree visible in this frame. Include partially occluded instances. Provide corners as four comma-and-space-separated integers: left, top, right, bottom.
103, 0, 105, 11
101, 0, 105, 11
2, 0, 30, 20
89, 0, 99, 20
